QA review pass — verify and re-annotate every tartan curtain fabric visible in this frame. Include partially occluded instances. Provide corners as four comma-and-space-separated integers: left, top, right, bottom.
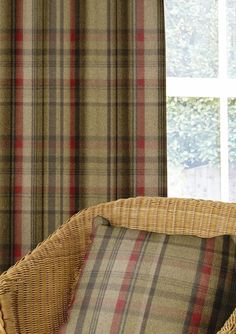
0, 0, 166, 272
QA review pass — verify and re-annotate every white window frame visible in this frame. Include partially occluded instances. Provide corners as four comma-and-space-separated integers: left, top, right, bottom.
166, 0, 236, 201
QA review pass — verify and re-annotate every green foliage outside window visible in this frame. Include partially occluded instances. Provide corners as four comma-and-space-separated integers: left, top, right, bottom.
165, 0, 218, 78
166, 0, 236, 78
166, 0, 236, 170
228, 98, 236, 162
167, 97, 236, 168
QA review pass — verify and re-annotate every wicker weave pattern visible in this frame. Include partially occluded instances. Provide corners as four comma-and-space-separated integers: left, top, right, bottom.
0, 309, 6, 334
92, 197, 236, 237
1, 197, 236, 333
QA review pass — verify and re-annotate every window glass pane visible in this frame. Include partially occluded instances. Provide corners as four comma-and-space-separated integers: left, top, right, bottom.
227, 0, 236, 78
167, 97, 221, 199
228, 98, 236, 200
165, 0, 218, 78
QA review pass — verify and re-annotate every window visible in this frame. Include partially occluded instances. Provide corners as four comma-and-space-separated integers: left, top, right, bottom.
165, 0, 236, 201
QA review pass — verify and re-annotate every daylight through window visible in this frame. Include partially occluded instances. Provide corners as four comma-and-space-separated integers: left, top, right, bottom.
165, 0, 236, 201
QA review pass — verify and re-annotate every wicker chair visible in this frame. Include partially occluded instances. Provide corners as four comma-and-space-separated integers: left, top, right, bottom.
1, 197, 236, 334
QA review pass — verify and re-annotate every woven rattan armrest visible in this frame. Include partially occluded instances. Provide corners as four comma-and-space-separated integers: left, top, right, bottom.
0, 210, 93, 334
1, 197, 236, 333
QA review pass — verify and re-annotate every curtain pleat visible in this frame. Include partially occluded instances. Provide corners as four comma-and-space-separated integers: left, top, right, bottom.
0, 0, 166, 272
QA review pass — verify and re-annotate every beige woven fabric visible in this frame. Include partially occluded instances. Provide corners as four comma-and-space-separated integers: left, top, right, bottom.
1, 197, 236, 333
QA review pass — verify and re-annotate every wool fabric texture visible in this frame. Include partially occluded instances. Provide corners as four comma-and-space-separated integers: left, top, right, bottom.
58, 221, 236, 334
0, 0, 166, 272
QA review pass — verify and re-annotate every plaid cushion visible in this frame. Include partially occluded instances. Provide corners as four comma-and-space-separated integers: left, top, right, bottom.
58, 219, 236, 334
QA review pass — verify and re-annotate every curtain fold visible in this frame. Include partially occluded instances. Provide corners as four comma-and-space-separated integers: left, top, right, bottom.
0, 0, 166, 272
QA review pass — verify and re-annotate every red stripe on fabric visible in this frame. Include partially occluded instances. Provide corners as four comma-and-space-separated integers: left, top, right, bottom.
15, 138, 23, 148
110, 231, 146, 333
15, 78, 23, 86
188, 238, 215, 333
136, 32, 144, 42
70, 30, 76, 42
136, 0, 145, 196
15, 186, 22, 194
14, 245, 22, 258
70, 78, 76, 87
70, 137, 76, 149
136, 79, 145, 87
15, 31, 23, 41
69, 1, 76, 214
14, 0, 24, 261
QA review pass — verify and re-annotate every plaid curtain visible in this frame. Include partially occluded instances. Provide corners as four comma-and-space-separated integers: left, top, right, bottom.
0, 0, 166, 272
